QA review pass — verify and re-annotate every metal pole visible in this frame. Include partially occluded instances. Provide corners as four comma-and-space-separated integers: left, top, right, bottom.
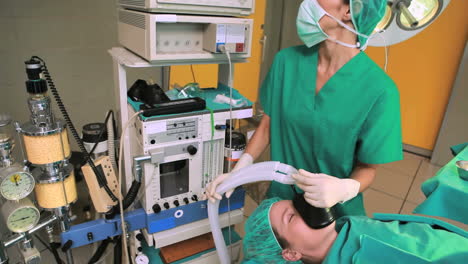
4, 214, 57, 248
28, 214, 58, 235
398, 1, 419, 28
0, 240, 8, 264
65, 250, 74, 264
0, 214, 58, 263
53, 206, 74, 264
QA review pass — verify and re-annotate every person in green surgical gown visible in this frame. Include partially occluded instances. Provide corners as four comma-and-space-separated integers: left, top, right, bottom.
206, 0, 402, 217
242, 198, 468, 264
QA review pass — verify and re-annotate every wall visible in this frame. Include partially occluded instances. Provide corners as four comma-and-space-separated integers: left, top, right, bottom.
170, 0, 267, 102
0, 0, 120, 150
431, 44, 468, 165
366, 0, 468, 151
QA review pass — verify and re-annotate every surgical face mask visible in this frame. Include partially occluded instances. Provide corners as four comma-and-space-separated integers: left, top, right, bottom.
297, 0, 370, 49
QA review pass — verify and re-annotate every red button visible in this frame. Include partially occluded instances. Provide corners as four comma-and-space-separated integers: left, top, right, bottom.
236, 43, 244, 52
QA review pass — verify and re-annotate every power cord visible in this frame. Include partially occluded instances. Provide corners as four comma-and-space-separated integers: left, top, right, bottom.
34, 234, 64, 264
190, 65, 197, 83
118, 110, 143, 264
218, 44, 235, 261
381, 34, 389, 72
368, 31, 389, 72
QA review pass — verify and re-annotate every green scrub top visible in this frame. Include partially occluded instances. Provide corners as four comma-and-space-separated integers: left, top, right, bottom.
260, 45, 403, 216
324, 214, 468, 263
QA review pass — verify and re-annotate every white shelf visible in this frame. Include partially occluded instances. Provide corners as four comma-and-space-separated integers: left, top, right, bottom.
108, 47, 248, 68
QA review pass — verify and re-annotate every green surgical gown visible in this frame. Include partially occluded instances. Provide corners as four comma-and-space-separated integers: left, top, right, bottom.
324, 214, 468, 263
260, 45, 403, 216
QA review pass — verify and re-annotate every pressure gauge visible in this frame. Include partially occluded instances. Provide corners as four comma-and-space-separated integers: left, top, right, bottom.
0, 165, 35, 200
135, 254, 149, 264
2, 198, 40, 233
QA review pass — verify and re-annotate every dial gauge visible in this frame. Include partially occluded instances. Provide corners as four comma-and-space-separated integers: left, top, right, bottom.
0, 170, 35, 200
135, 254, 149, 264
2, 198, 40, 233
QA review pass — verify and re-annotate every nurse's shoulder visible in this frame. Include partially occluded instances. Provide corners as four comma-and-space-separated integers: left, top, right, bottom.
360, 53, 399, 98
272, 45, 317, 66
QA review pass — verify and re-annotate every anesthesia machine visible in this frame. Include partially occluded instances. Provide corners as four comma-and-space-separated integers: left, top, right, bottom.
0, 0, 255, 263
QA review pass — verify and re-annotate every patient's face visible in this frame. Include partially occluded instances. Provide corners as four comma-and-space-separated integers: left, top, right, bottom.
270, 200, 335, 251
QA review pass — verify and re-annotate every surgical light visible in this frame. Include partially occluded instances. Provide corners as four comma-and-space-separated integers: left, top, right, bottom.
369, 0, 450, 46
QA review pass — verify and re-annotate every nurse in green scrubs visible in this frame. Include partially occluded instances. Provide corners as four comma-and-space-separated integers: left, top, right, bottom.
206, 0, 402, 217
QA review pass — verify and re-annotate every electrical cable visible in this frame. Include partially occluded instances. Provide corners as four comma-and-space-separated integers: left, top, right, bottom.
204, 108, 215, 186
377, 31, 389, 72
225, 48, 234, 260
89, 226, 115, 264
105, 180, 141, 219
94, 243, 113, 264
34, 234, 64, 264
113, 236, 122, 264
88, 238, 111, 264
371, 31, 389, 72
50, 243, 64, 264
118, 110, 143, 264
30, 56, 118, 203
383, 39, 389, 72
190, 65, 197, 83
220, 45, 235, 261
33, 234, 50, 250
108, 110, 117, 170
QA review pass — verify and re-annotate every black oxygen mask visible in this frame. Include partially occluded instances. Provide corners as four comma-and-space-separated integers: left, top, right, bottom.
292, 187, 337, 229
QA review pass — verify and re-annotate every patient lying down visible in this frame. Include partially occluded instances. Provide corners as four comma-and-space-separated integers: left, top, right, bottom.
242, 198, 468, 264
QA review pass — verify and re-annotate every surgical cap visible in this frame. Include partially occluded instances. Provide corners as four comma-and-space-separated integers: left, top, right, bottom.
242, 198, 301, 264
350, 0, 387, 46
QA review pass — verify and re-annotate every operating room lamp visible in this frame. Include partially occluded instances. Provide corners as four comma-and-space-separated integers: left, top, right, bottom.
368, 0, 451, 46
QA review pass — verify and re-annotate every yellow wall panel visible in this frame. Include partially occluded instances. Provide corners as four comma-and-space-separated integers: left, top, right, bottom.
366, 1, 468, 150
170, 64, 219, 88
170, 0, 266, 102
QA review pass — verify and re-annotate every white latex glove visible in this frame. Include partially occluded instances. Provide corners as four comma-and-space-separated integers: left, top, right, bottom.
204, 153, 253, 203
292, 169, 360, 208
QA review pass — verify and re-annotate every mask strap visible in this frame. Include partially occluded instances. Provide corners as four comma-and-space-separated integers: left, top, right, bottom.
319, 28, 360, 49
312, 0, 370, 39
312, 0, 370, 49
330, 38, 360, 48
329, 15, 370, 39
328, 14, 372, 50
360, 30, 385, 51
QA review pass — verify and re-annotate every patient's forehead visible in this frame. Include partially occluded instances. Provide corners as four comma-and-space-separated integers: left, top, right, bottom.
270, 200, 295, 226
274, 200, 293, 209
273, 200, 293, 211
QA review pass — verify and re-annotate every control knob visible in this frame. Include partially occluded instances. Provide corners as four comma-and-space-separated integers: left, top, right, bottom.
152, 204, 161, 214
187, 145, 197, 155
136, 233, 144, 241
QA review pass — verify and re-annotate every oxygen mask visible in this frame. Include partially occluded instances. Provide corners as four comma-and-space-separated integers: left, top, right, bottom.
292, 187, 337, 229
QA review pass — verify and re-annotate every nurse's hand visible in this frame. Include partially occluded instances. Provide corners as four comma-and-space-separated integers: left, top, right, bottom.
292, 169, 360, 208
203, 153, 254, 203
204, 173, 231, 203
